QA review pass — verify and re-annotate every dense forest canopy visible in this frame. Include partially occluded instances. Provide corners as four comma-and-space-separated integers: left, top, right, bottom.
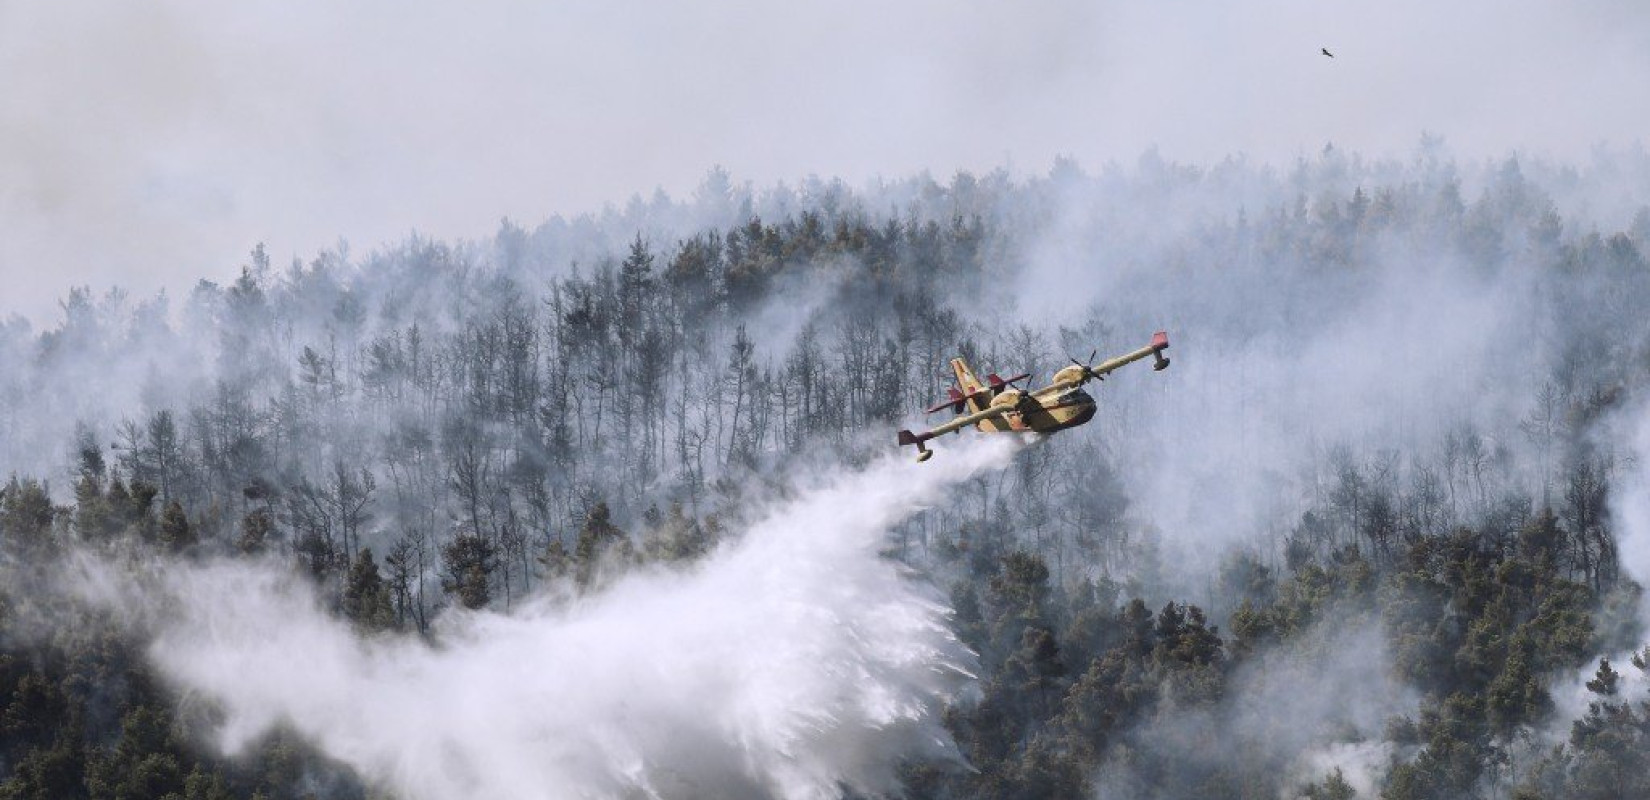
3, 146, 1650, 799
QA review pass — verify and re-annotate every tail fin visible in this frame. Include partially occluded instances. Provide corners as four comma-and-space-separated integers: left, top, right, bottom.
950, 358, 987, 412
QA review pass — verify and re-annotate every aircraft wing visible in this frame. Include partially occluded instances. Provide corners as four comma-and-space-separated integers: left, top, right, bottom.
923, 405, 1008, 438
1091, 331, 1170, 378
898, 404, 1010, 461
1032, 331, 1171, 397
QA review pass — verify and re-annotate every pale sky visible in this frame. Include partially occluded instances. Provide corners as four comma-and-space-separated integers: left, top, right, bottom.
3, 0, 1647, 323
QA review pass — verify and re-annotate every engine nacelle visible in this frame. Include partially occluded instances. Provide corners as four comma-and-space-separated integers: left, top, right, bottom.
1051, 365, 1088, 386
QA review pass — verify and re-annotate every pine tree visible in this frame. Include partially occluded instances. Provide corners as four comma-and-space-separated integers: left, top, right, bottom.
159, 501, 195, 552
641, 503, 705, 563
574, 501, 634, 589
342, 548, 396, 633
1, 477, 57, 559
236, 509, 274, 555
1302, 768, 1356, 800
441, 534, 497, 610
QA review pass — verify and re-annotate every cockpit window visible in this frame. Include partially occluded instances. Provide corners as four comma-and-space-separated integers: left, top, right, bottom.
1056, 388, 1093, 406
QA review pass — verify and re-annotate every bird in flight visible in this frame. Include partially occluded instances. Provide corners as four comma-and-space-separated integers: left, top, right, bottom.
1322, 47, 1335, 58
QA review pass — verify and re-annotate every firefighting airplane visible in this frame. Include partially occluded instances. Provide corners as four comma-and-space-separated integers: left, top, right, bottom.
898, 331, 1169, 462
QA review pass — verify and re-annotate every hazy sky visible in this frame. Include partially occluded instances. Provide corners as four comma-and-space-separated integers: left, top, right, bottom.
3, 0, 1647, 323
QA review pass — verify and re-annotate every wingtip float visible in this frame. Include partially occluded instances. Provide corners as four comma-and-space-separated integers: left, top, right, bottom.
897, 330, 1170, 463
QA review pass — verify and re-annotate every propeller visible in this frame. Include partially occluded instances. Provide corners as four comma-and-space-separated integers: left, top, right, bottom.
1068, 349, 1103, 381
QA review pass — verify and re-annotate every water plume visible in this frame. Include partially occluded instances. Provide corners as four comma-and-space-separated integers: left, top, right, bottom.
78, 436, 1019, 800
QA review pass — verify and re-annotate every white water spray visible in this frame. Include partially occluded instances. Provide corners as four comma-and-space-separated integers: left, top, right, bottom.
80, 437, 1018, 800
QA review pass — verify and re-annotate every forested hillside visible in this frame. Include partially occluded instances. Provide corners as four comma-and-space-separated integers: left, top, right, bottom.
4, 147, 1650, 799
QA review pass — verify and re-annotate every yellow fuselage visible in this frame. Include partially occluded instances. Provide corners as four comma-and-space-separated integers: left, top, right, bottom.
974, 387, 1097, 434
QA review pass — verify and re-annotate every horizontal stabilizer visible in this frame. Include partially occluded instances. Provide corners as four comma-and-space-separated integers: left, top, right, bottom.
924, 388, 964, 414
986, 372, 1032, 390
925, 386, 990, 415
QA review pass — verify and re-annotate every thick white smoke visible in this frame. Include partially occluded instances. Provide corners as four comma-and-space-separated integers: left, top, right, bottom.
1613, 401, 1650, 615
75, 436, 1017, 800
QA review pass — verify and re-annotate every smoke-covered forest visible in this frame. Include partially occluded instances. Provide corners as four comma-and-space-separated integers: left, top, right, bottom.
4, 146, 1650, 799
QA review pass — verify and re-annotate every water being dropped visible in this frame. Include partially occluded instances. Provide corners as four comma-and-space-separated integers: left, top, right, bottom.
124, 436, 1019, 800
